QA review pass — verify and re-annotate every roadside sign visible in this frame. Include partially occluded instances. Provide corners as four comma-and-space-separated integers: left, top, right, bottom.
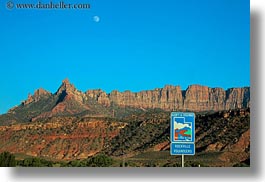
170, 112, 195, 156
170, 143, 195, 155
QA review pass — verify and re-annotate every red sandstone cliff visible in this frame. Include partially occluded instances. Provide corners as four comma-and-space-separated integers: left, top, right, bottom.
86, 84, 250, 112
4, 80, 249, 124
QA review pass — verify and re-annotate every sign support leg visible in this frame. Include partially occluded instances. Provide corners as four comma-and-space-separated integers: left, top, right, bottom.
182, 155, 184, 167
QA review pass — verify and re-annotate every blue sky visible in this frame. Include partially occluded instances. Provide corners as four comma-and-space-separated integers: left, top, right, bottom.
0, 0, 250, 114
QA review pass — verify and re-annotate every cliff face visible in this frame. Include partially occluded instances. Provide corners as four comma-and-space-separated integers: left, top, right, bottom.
0, 117, 127, 160
22, 88, 51, 106
1, 80, 249, 126
86, 84, 250, 112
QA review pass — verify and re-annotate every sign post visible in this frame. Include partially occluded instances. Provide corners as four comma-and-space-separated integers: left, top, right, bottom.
170, 112, 195, 167
182, 155, 184, 168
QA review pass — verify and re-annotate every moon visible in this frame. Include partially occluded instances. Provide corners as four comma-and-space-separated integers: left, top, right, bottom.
93, 16, 100, 23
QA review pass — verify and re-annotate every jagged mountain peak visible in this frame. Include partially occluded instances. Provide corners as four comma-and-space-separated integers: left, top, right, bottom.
33, 88, 51, 97
21, 88, 51, 106
62, 78, 70, 84
56, 78, 77, 95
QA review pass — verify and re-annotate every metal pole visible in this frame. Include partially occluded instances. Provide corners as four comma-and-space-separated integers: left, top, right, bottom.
123, 139, 125, 167
123, 155, 125, 167
182, 155, 184, 167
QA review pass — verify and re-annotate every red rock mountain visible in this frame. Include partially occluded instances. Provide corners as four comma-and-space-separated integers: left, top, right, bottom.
22, 79, 250, 112
87, 84, 250, 112
0, 79, 250, 166
1, 79, 249, 125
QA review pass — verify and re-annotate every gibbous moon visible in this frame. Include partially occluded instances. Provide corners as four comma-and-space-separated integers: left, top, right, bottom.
93, 16, 100, 23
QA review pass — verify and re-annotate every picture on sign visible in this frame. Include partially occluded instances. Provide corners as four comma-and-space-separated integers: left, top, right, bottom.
174, 117, 192, 141
171, 113, 195, 143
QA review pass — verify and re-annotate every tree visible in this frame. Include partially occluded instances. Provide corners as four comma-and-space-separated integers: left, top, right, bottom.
87, 154, 114, 167
0, 151, 16, 167
20, 157, 53, 167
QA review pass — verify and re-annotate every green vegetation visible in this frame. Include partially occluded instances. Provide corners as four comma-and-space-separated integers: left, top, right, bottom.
0, 151, 16, 167
127, 151, 212, 167
195, 108, 250, 152
104, 110, 170, 156
17, 157, 53, 167
87, 154, 114, 167
15, 154, 115, 167
233, 158, 250, 167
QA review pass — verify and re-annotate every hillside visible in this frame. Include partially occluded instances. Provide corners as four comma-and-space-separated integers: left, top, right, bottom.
0, 79, 250, 167
0, 117, 127, 160
0, 108, 250, 166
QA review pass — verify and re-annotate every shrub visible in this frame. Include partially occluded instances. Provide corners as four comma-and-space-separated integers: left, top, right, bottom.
87, 154, 114, 167
0, 151, 16, 167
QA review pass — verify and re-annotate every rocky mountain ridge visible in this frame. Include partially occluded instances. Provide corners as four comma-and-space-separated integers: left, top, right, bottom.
0, 79, 250, 125
87, 84, 250, 111
22, 79, 250, 111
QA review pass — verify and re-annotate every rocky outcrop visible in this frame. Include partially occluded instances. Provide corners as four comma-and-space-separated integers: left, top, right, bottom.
7, 79, 250, 123
0, 118, 127, 160
56, 78, 88, 104
218, 129, 250, 165
86, 89, 111, 106
30, 79, 91, 121
22, 88, 51, 106
86, 84, 250, 112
